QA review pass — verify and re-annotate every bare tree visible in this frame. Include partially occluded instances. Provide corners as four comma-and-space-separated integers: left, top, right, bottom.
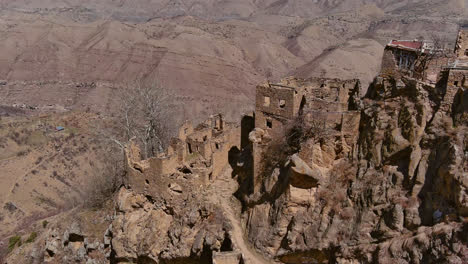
110, 79, 172, 158
413, 34, 447, 78
78, 80, 173, 208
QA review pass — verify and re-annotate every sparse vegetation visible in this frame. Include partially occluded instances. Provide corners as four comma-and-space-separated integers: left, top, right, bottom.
42, 220, 48, 228
8, 235, 21, 252
260, 112, 330, 178
35, 156, 43, 165
25, 232, 37, 243
83, 145, 126, 209
316, 159, 357, 220
16, 150, 28, 157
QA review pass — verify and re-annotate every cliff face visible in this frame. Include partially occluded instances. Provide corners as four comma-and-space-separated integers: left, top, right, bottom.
239, 75, 468, 263
13, 75, 466, 264
109, 188, 231, 264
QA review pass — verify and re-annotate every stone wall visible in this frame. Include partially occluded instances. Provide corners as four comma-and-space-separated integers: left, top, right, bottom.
380, 45, 451, 83
249, 77, 362, 193
125, 114, 240, 196
255, 83, 297, 132
381, 48, 400, 76
148, 155, 179, 176
254, 77, 360, 136
452, 87, 468, 126
381, 47, 418, 74
212, 252, 243, 264
440, 68, 468, 113
178, 120, 194, 141
211, 123, 241, 181
455, 27, 468, 58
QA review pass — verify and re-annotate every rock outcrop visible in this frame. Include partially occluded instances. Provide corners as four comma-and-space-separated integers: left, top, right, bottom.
109, 188, 232, 263
16, 73, 466, 264
236, 75, 468, 263
43, 221, 108, 263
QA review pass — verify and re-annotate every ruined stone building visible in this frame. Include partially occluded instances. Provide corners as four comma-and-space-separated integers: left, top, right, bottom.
454, 25, 468, 58
437, 27, 468, 120
380, 27, 468, 121
383, 40, 424, 71
125, 114, 240, 197
249, 77, 362, 192
381, 39, 451, 83
254, 77, 361, 132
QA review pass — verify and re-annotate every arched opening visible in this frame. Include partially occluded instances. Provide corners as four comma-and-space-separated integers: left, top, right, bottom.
220, 233, 233, 251
299, 96, 306, 116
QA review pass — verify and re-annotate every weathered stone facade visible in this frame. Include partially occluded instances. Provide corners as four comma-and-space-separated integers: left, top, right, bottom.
236, 61, 468, 264
254, 77, 361, 133
212, 251, 243, 264
249, 77, 362, 192
455, 26, 468, 58
125, 114, 240, 196
438, 68, 468, 113
381, 40, 452, 83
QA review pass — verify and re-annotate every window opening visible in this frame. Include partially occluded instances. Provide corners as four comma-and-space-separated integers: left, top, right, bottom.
187, 143, 192, 154
279, 99, 286, 108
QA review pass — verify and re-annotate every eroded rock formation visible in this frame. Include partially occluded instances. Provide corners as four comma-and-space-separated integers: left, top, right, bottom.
19, 32, 468, 264
236, 74, 467, 263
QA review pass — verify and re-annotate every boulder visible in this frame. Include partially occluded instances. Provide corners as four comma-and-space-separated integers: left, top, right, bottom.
288, 154, 323, 188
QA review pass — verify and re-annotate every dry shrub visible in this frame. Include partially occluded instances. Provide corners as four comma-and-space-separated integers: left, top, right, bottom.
260, 112, 330, 179
317, 159, 358, 219
35, 156, 43, 165
8, 129, 31, 145
82, 146, 126, 209
16, 150, 28, 156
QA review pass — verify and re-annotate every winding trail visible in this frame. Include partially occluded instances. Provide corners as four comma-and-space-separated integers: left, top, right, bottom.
205, 168, 273, 264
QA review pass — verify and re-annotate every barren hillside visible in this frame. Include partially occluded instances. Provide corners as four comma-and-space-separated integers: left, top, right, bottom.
0, 0, 465, 123
0, 1, 467, 262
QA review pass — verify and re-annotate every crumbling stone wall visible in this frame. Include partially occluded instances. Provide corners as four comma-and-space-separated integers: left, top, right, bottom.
455, 27, 468, 58
439, 68, 468, 113
211, 123, 241, 180
248, 77, 362, 193
212, 252, 243, 264
255, 82, 298, 133
254, 77, 360, 134
381, 47, 418, 75
380, 43, 451, 83
178, 120, 194, 141
125, 114, 240, 196
381, 48, 400, 76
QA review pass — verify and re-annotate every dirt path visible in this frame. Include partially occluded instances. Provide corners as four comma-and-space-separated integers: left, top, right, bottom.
205, 168, 273, 264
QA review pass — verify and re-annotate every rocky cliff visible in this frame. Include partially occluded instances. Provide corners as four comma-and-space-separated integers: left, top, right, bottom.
6, 75, 467, 264
237, 75, 468, 263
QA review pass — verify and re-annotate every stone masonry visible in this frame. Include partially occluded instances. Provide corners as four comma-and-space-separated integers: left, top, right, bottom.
250, 77, 362, 192
125, 114, 240, 197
